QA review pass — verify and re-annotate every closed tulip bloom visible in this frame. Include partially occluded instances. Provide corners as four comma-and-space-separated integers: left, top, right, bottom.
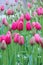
36, 7, 43, 15
5, 33, 12, 45
1, 35, 5, 41
2, 18, 8, 26
6, 31, 11, 36
17, 21, 24, 31
26, 21, 32, 30
34, 34, 41, 44
35, 22, 41, 30
25, 12, 31, 21
19, 14, 24, 22
6, 9, 14, 15
27, 2, 32, 8
11, 21, 17, 30
1, 5, 4, 11
32, 22, 36, 28
6, 0, 9, 5
14, 33, 20, 43
1, 40, 7, 50
18, 36, 24, 45
32, 11, 37, 16
15, 0, 18, 2
30, 36, 35, 45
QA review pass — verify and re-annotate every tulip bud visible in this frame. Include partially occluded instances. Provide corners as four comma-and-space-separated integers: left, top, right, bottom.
35, 22, 42, 30
1, 5, 4, 11
2, 18, 8, 26
19, 14, 24, 22
14, 33, 20, 43
18, 36, 24, 45
25, 12, 31, 21
34, 34, 41, 44
1, 40, 7, 50
32, 22, 36, 28
27, 2, 32, 8
11, 21, 17, 30
30, 36, 35, 45
6, 9, 14, 15
26, 21, 32, 30
17, 21, 24, 31
5, 33, 12, 45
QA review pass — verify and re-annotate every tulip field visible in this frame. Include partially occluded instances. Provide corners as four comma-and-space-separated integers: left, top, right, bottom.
0, 0, 43, 65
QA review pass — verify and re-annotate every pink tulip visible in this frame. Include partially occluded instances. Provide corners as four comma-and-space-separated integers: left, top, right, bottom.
5, 33, 12, 45
27, 2, 32, 8
17, 21, 24, 31
34, 34, 41, 44
1, 5, 4, 11
18, 36, 24, 45
32, 11, 37, 16
36, 7, 43, 15
30, 36, 35, 45
32, 22, 36, 28
2, 18, 8, 26
35, 22, 41, 30
15, 0, 18, 2
41, 8, 43, 15
11, 21, 17, 30
6, 31, 11, 35
25, 12, 31, 21
6, 9, 14, 15
6, 0, 9, 5
1, 35, 5, 41
26, 21, 32, 30
14, 33, 20, 43
19, 14, 24, 22
1, 40, 7, 50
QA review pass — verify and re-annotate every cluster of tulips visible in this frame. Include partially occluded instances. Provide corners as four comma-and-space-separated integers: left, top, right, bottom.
30, 33, 43, 48
0, 10, 43, 50
1, 12, 31, 31
0, 0, 24, 17
1, 12, 41, 31
0, 31, 24, 50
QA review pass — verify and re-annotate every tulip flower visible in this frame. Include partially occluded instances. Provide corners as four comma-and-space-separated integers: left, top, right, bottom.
27, 2, 32, 8
34, 34, 41, 44
11, 21, 17, 30
25, 12, 31, 21
14, 33, 20, 43
26, 21, 32, 30
1, 40, 7, 50
30, 36, 35, 45
1, 5, 4, 11
5, 33, 12, 45
18, 36, 24, 45
6, 9, 14, 15
17, 21, 24, 31
2, 18, 8, 26
35, 22, 42, 30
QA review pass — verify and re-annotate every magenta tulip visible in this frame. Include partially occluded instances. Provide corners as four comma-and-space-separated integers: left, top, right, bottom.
26, 21, 32, 30
25, 12, 31, 21
11, 21, 17, 30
